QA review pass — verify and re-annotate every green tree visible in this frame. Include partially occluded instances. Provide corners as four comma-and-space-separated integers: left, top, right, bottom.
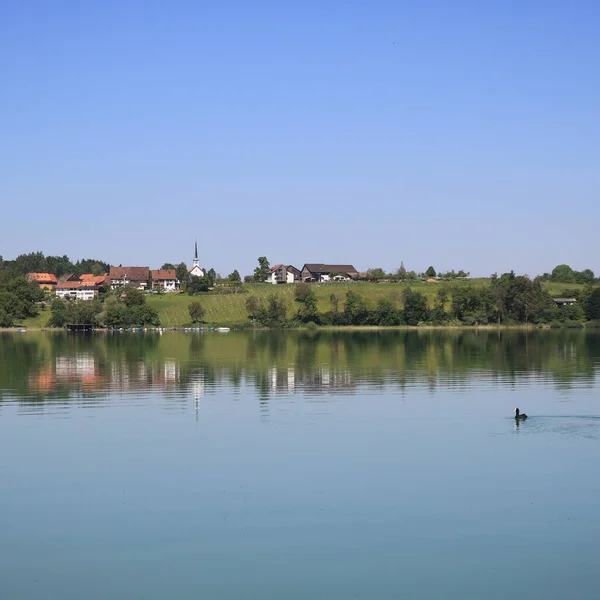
575, 269, 595, 284
343, 291, 369, 325
375, 297, 402, 325
256, 295, 288, 327
396, 262, 407, 281
228, 269, 241, 282
366, 267, 387, 281
586, 289, 600, 321
188, 301, 205, 323
245, 296, 259, 320
176, 262, 189, 287
123, 287, 145, 307
161, 263, 176, 271
206, 268, 217, 287
425, 266, 437, 278
253, 257, 271, 283
551, 264, 575, 283
295, 284, 319, 323
48, 299, 69, 327
403, 288, 429, 325
187, 276, 210, 294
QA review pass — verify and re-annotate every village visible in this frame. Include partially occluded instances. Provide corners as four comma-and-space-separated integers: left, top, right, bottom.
24, 242, 361, 301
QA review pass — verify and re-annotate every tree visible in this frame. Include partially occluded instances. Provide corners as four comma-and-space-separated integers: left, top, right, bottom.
187, 276, 210, 294
406, 270, 418, 281
551, 264, 575, 283
295, 283, 319, 323
161, 263, 176, 271
425, 266, 437, 279
245, 296, 259, 320
253, 257, 271, 283
575, 269, 595, 284
366, 268, 387, 281
123, 287, 144, 307
176, 262, 189, 287
586, 289, 600, 321
256, 295, 288, 327
206, 268, 217, 287
374, 297, 402, 325
396, 262, 407, 281
188, 301, 205, 323
343, 291, 369, 325
228, 269, 241, 283
91, 262, 104, 276
403, 288, 429, 325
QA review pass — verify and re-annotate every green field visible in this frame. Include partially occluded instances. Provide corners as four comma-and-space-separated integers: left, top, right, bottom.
19, 280, 588, 329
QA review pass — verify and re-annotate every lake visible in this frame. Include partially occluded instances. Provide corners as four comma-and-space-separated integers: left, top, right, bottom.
1, 329, 600, 599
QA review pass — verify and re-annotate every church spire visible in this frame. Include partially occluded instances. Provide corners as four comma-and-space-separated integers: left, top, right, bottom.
193, 240, 199, 267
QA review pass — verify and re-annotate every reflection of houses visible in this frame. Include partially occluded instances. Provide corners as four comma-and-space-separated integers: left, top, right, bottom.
56, 282, 100, 300
300, 264, 358, 282
151, 269, 179, 292
27, 272, 57, 290
553, 297, 577, 307
261, 364, 355, 395
266, 264, 301, 284
109, 266, 150, 289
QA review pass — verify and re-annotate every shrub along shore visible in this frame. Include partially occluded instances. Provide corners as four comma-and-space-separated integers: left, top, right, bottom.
6, 277, 600, 330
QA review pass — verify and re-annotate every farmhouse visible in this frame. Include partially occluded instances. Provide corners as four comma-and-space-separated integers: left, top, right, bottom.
151, 269, 179, 292
109, 266, 150, 289
266, 264, 301, 284
56, 282, 100, 301
300, 264, 358, 282
27, 272, 57, 290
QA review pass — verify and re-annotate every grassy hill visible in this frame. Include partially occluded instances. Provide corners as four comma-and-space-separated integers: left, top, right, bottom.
19, 279, 588, 329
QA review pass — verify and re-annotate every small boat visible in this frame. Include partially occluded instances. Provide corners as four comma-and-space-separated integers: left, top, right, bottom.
215, 327, 230, 333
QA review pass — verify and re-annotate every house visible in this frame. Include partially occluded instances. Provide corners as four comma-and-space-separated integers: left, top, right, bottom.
553, 297, 577, 307
56, 282, 100, 301
80, 273, 109, 286
189, 241, 206, 278
27, 272, 57, 290
300, 264, 358, 282
151, 269, 179, 292
58, 273, 81, 283
266, 264, 301, 284
109, 267, 150, 289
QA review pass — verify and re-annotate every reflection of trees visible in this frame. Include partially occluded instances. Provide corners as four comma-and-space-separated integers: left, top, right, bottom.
1, 330, 599, 406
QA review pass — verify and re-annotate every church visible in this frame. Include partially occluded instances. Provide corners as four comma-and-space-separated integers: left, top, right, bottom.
189, 241, 205, 278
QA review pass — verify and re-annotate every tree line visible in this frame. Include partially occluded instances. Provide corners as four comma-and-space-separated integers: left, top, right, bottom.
245, 274, 600, 328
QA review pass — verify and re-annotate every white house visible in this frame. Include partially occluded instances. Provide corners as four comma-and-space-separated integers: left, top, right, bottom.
189, 241, 206, 278
56, 282, 100, 301
266, 264, 301, 284
151, 269, 179, 292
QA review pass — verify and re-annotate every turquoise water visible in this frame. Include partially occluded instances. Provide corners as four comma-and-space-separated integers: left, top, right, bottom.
1, 330, 600, 599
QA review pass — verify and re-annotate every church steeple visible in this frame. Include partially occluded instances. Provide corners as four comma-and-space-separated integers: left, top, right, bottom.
193, 240, 199, 267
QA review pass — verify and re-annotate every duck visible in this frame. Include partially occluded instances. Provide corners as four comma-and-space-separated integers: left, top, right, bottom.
514, 408, 528, 420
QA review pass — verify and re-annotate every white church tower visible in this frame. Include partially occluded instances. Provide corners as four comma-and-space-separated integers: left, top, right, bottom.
189, 240, 205, 278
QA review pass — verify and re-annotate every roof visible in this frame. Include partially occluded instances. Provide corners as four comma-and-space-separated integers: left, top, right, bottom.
80, 274, 108, 285
189, 265, 204, 273
58, 273, 80, 282
27, 272, 57, 283
109, 266, 149, 281
151, 269, 177, 280
302, 264, 358, 275
56, 282, 99, 290
553, 297, 577, 302
270, 264, 283, 272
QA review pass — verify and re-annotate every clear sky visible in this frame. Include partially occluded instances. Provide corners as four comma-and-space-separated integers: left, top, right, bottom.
1, 1, 598, 277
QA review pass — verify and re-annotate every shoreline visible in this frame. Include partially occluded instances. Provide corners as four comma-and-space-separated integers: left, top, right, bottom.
2, 323, 587, 333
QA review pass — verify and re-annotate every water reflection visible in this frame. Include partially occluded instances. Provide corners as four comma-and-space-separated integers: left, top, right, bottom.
1, 330, 600, 405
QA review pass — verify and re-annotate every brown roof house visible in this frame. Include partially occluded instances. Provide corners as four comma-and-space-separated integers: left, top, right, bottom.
80, 273, 109, 286
266, 264, 301, 284
27, 272, 58, 290
109, 267, 150, 290
151, 269, 180, 292
300, 264, 358, 282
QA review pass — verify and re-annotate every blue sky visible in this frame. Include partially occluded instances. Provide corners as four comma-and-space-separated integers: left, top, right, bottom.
1, 1, 598, 277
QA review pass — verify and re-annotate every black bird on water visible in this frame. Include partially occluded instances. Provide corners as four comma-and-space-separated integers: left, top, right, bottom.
514, 408, 528, 420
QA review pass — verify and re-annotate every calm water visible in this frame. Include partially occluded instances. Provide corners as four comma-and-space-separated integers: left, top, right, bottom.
1, 330, 600, 599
